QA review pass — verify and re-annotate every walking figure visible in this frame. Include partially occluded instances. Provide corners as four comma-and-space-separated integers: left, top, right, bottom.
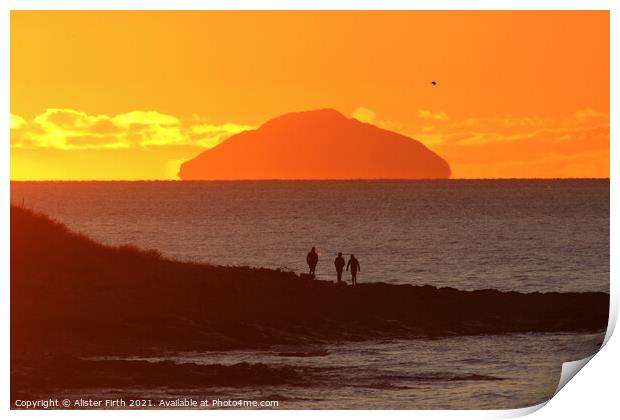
346, 254, 361, 286
306, 247, 319, 278
334, 252, 345, 283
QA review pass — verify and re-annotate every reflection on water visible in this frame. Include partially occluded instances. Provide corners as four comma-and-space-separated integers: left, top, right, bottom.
10, 179, 609, 293
72, 331, 604, 409
11, 180, 608, 409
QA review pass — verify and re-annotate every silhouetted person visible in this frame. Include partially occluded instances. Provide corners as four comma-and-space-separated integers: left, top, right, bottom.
346, 254, 361, 286
306, 247, 318, 278
334, 252, 345, 283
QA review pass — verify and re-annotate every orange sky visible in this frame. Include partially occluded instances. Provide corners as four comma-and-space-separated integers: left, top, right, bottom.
10, 10, 609, 180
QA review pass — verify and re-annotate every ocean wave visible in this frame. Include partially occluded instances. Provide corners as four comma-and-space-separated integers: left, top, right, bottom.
11, 356, 302, 395
408, 373, 505, 382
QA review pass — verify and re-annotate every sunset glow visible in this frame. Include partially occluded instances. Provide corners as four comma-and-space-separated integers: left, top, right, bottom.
11, 11, 609, 180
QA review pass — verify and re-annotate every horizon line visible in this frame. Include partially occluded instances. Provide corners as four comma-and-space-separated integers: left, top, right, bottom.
9, 177, 611, 182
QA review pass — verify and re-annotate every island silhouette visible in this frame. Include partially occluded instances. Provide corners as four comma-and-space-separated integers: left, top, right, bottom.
178, 109, 451, 180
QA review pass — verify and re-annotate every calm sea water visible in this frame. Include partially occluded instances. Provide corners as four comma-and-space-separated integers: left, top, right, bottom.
10, 180, 609, 409
11, 179, 609, 293
69, 331, 605, 409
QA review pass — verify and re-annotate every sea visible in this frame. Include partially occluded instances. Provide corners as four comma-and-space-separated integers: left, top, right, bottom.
10, 179, 609, 409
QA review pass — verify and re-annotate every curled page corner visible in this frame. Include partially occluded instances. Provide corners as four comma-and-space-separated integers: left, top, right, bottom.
602, 303, 617, 346
502, 401, 548, 418
521, 355, 597, 417
553, 354, 595, 397
546, 307, 618, 404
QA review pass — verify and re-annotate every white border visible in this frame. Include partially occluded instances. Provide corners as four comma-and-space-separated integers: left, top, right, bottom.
2, 1, 616, 419
0, 0, 616, 11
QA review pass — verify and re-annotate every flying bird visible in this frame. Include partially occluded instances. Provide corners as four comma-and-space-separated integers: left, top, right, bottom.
431, 81, 437, 86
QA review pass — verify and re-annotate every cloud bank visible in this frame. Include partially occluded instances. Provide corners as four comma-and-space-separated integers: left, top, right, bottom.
11, 107, 609, 180
10, 108, 255, 180
11, 109, 254, 151
351, 107, 609, 179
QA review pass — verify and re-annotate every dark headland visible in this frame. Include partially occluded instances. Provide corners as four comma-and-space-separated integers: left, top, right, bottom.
178, 109, 451, 180
11, 205, 608, 400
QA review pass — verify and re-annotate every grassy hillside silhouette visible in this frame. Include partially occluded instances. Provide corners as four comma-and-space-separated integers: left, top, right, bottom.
12, 204, 608, 357
10, 205, 609, 402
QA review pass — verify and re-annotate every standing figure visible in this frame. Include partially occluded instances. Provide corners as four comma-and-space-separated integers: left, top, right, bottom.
306, 247, 319, 278
346, 254, 361, 286
334, 252, 345, 283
